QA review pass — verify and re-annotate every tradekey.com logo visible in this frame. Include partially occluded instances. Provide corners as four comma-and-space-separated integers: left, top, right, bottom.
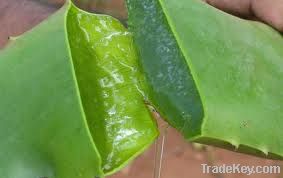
201, 164, 281, 175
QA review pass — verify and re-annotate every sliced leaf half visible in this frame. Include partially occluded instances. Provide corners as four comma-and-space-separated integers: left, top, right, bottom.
127, 0, 283, 159
0, 2, 158, 178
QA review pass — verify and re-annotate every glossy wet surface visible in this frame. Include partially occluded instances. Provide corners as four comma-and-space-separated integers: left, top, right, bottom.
67, 4, 157, 174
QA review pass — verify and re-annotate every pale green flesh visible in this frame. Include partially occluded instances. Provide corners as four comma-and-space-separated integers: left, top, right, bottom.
67, 5, 158, 175
127, 0, 283, 158
0, 2, 158, 178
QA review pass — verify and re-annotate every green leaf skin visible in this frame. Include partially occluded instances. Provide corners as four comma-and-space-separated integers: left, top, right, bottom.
0, 2, 157, 178
127, 0, 283, 159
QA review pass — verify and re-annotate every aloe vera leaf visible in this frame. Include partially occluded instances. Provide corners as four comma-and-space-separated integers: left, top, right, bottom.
127, 0, 283, 159
0, 1, 158, 178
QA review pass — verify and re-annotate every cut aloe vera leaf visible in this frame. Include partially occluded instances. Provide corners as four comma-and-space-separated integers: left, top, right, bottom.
0, 2, 158, 178
127, 0, 283, 159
